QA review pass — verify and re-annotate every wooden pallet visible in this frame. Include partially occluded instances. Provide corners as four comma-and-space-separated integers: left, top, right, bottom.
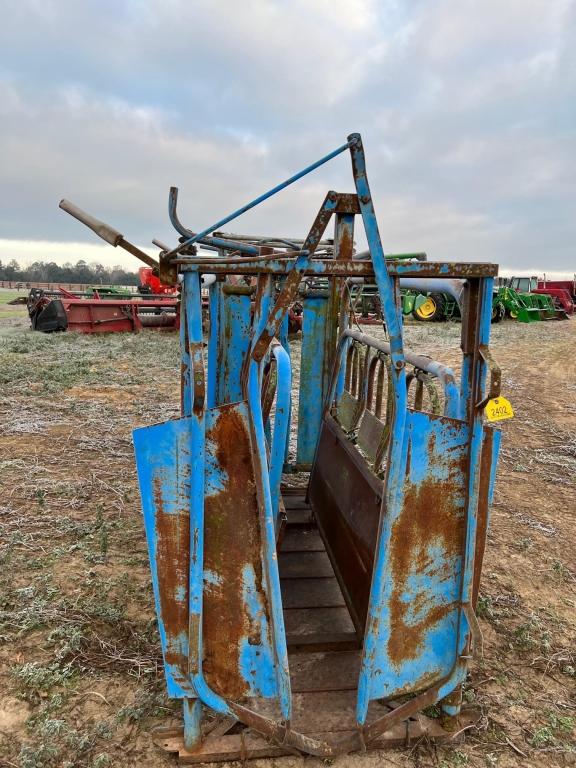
153, 491, 478, 763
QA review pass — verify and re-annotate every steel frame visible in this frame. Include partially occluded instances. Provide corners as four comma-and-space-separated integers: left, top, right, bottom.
132, 133, 502, 760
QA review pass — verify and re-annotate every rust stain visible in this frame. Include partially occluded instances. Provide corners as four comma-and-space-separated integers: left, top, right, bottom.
202, 405, 269, 699
153, 476, 190, 676
472, 429, 493, 606
180, 360, 189, 414
387, 463, 464, 667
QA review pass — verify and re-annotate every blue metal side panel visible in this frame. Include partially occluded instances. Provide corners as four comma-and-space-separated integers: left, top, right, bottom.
203, 402, 279, 698
488, 427, 501, 507
269, 346, 291, 524
180, 296, 192, 417
207, 282, 221, 409
218, 293, 251, 405
133, 417, 194, 698
278, 312, 292, 465
296, 294, 329, 465
361, 410, 470, 702
247, 276, 291, 720
459, 277, 494, 617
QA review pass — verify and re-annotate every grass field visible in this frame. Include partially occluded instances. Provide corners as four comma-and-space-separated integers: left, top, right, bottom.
0, 289, 27, 320
0, 299, 574, 768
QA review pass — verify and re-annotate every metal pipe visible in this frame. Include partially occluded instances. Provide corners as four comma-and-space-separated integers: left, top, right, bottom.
399, 277, 466, 308
343, 329, 460, 418
269, 345, 291, 524
215, 231, 333, 247
169, 187, 261, 256
354, 250, 427, 262
59, 199, 159, 269
165, 139, 354, 258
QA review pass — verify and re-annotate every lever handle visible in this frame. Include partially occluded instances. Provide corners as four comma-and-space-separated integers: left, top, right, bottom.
59, 199, 122, 246
59, 199, 159, 269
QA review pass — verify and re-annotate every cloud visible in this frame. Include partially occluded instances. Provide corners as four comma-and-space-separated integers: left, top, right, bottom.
0, 0, 575, 275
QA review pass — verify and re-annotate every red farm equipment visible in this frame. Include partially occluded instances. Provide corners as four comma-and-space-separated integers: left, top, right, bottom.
23, 201, 181, 334
538, 275, 576, 313
138, 266, 179, 295
508, 276, 574, 316
27, 286, 179, 333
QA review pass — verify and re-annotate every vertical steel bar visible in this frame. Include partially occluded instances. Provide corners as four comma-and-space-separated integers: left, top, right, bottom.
269, 345, 291, 526
180, 272, 203, 742
326, 212, 355, 394
247, 277, 292, 721
183, 698, 203, 751
348, 133, 409, 726
442, 276, 494, 717
207, 280, 221, 409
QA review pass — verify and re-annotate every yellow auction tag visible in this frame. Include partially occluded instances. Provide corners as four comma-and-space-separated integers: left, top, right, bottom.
484, 396, 514, 422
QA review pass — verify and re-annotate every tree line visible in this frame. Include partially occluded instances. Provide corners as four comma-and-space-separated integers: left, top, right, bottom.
0, 259, 139, 286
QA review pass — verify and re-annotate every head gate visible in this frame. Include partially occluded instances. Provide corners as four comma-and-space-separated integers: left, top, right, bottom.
57, 133, 504, 758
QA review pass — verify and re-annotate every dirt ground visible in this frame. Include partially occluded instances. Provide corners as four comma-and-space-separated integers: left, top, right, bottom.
0, 291, 574, 768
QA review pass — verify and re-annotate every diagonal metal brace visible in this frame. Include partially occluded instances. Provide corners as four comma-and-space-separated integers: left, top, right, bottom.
476, 344, 501, 408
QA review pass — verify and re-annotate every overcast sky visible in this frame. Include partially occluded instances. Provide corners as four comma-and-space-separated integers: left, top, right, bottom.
0, 0, 574, 276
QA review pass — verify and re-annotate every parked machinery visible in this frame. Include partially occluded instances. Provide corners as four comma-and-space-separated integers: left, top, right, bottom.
401, 281, 569, 324
507, 276, 574, 316
65, 133, 506, 761
27, 285, 179, 333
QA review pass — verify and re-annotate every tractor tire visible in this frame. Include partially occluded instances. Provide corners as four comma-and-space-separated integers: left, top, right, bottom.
412, 293, 446, 322
491, 303, 505, 323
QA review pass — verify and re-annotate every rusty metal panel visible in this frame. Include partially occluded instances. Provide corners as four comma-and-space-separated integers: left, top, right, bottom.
335, 390, 360, 433
473, 425, 501, 605
296, 293, 330, 465
359, 410, 470, 701
203, 402, 279, 699
216, 290, 252, 405
308, 415, 381, 635
133, 417, 194, 698
64, 300, 139, 333
134, 403, 281, 702
357, 409, 385, 461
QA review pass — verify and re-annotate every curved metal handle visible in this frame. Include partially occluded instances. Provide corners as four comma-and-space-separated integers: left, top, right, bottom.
59, 199, 159, 269
168, 187, 191, 237
169, 187, 260, 256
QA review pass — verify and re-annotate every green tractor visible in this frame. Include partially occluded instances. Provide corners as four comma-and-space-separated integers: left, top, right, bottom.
401, 290, 453, 321
401, 289, 505, 323
494, 285, 567, 322
401, 284, 564, 324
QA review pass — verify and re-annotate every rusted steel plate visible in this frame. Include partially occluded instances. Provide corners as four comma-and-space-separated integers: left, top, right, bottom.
308, 415, 382, 634
335, 390, 360, 432
363, 411, 470, 700
203, 402, 278, 700
64, 300, 139, 333
296, 292, 330, 465
473, 425, 501, 605
357, 409, 385, 461
133, 418, 194, 697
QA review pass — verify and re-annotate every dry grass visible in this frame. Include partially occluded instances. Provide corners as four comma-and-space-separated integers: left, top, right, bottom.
0, 303, 574, 768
